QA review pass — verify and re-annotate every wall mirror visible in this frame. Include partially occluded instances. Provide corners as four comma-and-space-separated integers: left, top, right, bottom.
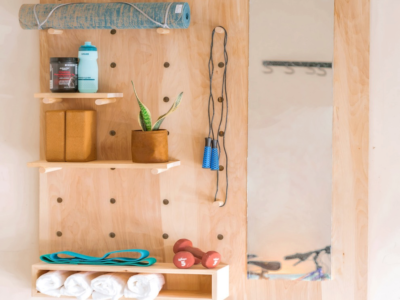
247, 0, 334, 280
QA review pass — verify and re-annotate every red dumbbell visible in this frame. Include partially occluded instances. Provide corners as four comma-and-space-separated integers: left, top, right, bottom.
173, 251, 198, 269
173, 239, 221, 269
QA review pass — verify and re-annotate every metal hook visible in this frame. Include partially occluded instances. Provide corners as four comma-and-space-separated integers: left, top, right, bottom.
306, 67, 315, 75
316, 67, 327, 76
284, 64, 294, 74
263, 66, 273, 74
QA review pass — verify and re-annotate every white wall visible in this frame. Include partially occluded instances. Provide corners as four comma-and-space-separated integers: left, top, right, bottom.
369, 0, 400, 299
0, 0, 40, 299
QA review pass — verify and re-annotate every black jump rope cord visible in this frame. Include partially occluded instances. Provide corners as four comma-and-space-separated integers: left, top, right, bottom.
208, 27, 229, 207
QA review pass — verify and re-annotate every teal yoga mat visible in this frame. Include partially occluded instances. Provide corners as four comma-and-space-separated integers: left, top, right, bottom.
19, 2, 191, 30
40, 249, 157, 266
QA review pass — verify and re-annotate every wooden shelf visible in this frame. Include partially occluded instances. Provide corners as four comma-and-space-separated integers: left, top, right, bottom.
32, 263, 229, 300
27, 160, 180, 174
34, 93, 123, 105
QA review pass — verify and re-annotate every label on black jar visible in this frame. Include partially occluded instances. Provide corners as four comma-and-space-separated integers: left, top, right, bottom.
50, 61, 78, 92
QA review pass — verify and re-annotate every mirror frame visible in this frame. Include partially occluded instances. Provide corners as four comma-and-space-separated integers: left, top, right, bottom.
246, 0, 369, 298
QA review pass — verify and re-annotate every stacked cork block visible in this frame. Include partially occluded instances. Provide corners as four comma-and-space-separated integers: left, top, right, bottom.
45, 110, 97, 162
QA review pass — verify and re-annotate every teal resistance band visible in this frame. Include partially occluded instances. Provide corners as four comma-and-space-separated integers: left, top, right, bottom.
40, 249, 156, 266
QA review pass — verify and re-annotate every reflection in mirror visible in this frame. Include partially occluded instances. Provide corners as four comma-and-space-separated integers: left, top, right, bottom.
247, 0, 334, 280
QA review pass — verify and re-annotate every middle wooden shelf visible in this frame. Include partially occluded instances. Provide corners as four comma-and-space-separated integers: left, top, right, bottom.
27, 160, 180, 174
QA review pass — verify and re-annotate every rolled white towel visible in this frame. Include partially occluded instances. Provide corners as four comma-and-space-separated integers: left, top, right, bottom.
61, 272, 99, 300
36, 270, 75, 297
124, 274, 165, 300
91, 273, 131, 300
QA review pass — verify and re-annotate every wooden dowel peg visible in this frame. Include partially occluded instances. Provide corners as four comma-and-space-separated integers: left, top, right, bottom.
39, 167, 62, 174
43, 98, 62, 104
48, 28, 63, 35
151, 168, 168, 175
157, 28, 170, 35
215, 27, 225, 34
95, 98, 117, 106
213, 200, 224, 207
151, 161, 179, 174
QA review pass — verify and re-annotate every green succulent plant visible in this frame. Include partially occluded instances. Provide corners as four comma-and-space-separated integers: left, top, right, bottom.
131, 81, 183, 131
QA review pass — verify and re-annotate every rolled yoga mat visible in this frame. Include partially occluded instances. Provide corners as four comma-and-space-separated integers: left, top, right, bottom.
19, 2, 191, 30
40, 249, 157, 266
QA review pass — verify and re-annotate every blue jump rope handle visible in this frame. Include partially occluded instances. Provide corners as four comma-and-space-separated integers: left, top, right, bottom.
202, 138, 212, 169
210, 140, 219, 171
202, 147, 212, 168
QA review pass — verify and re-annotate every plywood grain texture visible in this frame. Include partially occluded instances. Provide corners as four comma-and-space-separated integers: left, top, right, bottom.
37, 0, 248, 299
246, 0, 369, 299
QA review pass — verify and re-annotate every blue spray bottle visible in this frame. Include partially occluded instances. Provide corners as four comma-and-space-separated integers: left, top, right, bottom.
78, 42, 98, 93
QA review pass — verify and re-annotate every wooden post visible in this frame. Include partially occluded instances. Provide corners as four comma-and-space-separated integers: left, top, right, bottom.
39, 167, 62, 174
151, 161, 180, 175
213, 200, 224, 207
47, 28, 63, 35
215, 27, 225, 34
151, 168, 168, 175
95, 98, 117, 106
156, 28, 170, 35
43, 98, 62, 104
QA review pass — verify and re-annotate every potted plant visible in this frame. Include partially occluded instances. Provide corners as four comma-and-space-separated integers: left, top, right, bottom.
131, 81, 183, 163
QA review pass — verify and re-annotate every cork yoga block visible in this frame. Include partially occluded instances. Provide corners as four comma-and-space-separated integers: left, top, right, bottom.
45, 110, 97, 162
45, 110, 66, 162
66, 110, 97, 162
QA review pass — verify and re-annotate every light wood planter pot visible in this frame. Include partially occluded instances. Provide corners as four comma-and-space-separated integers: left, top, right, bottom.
131, 130, 169, 163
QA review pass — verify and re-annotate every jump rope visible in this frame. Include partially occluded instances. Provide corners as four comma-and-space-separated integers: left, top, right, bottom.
202, 27, 229, 207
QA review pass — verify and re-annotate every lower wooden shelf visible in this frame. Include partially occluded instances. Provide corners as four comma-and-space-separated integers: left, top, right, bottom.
32, 262, 229, 300
27, 160, 180, 175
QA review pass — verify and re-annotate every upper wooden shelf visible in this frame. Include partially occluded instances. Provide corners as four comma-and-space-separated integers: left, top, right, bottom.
27, 160, 180, 175
34, 93, 123, 105
32, 262, 229, 300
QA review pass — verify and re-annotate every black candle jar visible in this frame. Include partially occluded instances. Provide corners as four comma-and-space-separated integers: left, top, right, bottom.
50, 57, 78, 93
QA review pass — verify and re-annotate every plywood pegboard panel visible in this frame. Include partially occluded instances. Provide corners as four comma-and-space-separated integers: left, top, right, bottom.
37, 0, 248, 299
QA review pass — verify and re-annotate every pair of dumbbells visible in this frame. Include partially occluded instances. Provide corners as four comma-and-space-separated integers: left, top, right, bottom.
172, 239, 221, 269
